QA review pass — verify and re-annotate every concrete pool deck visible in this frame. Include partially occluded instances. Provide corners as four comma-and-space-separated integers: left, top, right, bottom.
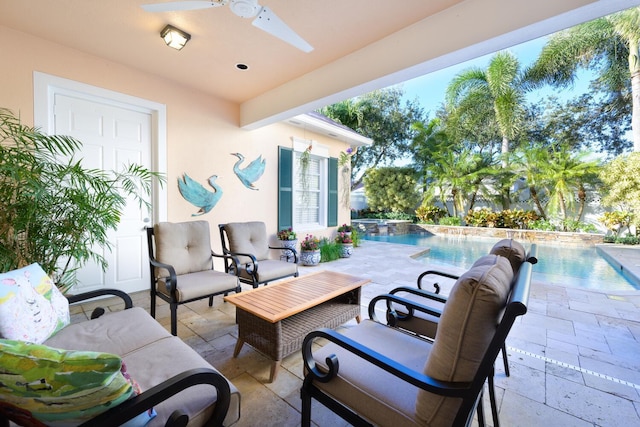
72, 240, 640, 426
597, 244, 640, 289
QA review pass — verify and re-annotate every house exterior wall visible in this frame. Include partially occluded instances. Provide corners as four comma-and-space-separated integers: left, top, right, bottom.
0, 24, 353, 254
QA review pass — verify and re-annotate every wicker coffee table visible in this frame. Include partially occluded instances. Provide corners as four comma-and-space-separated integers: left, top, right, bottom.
224, 270, 369, 382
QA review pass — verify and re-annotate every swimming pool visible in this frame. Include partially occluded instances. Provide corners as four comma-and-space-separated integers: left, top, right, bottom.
363, 234, 639, 291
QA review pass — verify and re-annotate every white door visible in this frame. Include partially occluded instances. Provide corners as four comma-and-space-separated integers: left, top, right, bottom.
53, 94, 152, 294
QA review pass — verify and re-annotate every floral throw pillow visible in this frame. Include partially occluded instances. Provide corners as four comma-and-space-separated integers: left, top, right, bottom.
0, 263, 70, 343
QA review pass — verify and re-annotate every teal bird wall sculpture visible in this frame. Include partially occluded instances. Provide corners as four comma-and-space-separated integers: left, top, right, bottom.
231, 153, 266, 190
177, 173, 223, 216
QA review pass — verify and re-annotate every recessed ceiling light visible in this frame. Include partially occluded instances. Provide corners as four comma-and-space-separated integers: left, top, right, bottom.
236, 63, 249, 70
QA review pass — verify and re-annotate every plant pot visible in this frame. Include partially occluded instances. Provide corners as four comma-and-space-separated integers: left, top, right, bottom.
280, 239, 298, 251
339, 243, 353, 258
300, 249, 321, 266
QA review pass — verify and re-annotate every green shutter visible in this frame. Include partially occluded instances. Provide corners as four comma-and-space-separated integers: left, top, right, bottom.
328, 157, 338, 227
278, 146, 293, 231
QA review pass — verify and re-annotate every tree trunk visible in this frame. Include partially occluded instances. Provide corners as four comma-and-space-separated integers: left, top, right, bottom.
559, 193, 568, 230
501, 136, 509, 167
576, 184, 586, 221
529, 186, 546, 219
629, 38, 640, 152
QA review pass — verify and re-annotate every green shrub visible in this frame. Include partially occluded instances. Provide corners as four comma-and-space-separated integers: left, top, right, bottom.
528, 219, 556, 231
562, 219, 597, 233
604, 235, 639, 245
319, 238, 341, 262
599, 211, 631, 236
415, 205, 447, 223
464, 208, 495, 227
439, 216, 462, 226
351, 229, 361, 248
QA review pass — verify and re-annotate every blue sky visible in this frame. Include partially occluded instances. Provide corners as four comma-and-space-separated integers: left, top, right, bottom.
396, 35, 593, 118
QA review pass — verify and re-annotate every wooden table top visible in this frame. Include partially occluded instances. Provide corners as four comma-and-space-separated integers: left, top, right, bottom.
224, 270, 369, 323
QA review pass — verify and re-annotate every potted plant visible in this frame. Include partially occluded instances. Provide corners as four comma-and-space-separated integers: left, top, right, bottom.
277, 227, 298, 261
335, 232, 354, 258
300, 234, 321, 266
337, 223, 353, 236
0, 108, 164, 293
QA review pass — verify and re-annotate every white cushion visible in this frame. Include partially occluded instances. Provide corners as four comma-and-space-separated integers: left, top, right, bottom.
0, 263, 70, 344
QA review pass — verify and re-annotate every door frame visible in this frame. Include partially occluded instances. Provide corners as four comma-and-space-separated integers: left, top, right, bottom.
33, 71, 168, 223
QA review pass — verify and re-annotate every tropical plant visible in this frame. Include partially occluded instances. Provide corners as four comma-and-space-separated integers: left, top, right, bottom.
526, 6, 640, 152
350, 228, 361, 247
446, 51, 529, 167
541, 146, 600, 226
0, 108, 164, 291
599, 152, 640, 229
277, 227, 297, 240
600, 211, 632, 237
415, 205, 447, 223
300, 234, 320, 251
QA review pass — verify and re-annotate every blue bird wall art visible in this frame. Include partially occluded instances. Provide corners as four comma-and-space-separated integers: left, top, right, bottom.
177, 173, 223, 216
231, 152, 266, 191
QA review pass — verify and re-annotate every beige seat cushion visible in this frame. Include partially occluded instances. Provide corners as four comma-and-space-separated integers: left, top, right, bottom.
44, 307, 241, 426
489, 238, 526, 273
154, 221, 213, 276
224, 221, 270, 264
237, 259, 298, 283
156, 270, 239, 302
311, 320, 432, 427
415, 254, 513, 427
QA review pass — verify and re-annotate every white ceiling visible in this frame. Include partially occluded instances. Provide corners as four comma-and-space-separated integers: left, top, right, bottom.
1, 0, 639, 129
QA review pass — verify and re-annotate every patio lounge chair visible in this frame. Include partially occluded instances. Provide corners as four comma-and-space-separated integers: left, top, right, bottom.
218, 221, 298, 288
146, 221, 241, 336
384, 239, 537, 427
301, 250, 536, 427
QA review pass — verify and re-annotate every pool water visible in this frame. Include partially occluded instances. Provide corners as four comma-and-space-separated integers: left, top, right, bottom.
363, 234, 638, 291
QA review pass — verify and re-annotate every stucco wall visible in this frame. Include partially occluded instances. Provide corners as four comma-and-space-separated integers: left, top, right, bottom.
0, 24, 352, 254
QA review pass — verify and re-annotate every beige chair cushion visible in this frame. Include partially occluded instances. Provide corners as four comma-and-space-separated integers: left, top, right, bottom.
156, 270, 239, 302
489, 238, 526, 273
224, 221, 270, 264
154, 221, 213, 276
44, 307, 241, 426
237, 259, 298, 283
415, 254, 513, 427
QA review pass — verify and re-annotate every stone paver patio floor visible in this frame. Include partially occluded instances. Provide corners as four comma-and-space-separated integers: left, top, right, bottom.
73, 240, 640, 426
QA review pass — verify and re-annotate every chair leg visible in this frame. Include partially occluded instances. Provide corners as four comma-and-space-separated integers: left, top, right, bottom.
208, 295, 214, 307
170, 303, 178, 336
502, 343, 510, 377
150, 290, 156, 319
476, 389, 486, 427
301, 387, 312, 427
488, 369, 500, 427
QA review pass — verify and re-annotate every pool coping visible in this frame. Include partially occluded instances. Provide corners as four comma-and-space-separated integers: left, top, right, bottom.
596, 244, 640, 289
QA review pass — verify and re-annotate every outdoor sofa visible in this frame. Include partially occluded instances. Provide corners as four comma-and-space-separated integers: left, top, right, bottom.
0, 263, 240, 427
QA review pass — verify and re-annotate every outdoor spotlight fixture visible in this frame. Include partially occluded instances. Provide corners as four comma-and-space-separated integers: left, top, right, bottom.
160, 24, 191, 50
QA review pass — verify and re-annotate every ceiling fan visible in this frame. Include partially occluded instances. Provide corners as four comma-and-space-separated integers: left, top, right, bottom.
141, 0, 313, 53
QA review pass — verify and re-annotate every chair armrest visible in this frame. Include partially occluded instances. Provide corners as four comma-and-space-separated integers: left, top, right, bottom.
77, 368, 231, 427
225, 251, 259, 274
302, 328, 470, 396
389, 286, 448, 304
149, 257, 178, 293
416, 270, 460, 293
368, 293, 443, 326
269, 245, 299, 263
66, 289, 133, 309
211, 251, 240, 275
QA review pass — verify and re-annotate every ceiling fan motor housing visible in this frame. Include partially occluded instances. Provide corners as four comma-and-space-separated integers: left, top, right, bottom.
230, 0, 261, 18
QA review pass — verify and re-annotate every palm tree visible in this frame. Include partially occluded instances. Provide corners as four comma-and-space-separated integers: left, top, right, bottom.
526, 6, 640, 152
541, 146, 601, 228
446, 51, 528, 167
510, 145, 551, 219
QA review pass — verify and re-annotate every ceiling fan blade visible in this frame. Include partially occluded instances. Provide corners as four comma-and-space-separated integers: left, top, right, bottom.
141, 1, 226, 13
252, 6, 313, 53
